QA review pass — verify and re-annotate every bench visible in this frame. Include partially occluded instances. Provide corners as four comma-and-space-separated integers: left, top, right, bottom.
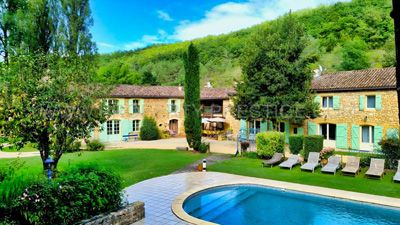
122, 134, 139, 142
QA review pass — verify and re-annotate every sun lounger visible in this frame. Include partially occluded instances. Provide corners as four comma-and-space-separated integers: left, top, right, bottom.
365, 158, 385, 179
394, 160, 400, 182
321, 155, 341, 175
279, 155, 300, 170
262, 153, 284, 167
341, 156, 360, 176
301, 152, 320, 172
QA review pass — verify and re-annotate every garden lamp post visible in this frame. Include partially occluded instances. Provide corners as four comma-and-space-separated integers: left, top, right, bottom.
45, 156, 54, 183
391, 0, 400, 122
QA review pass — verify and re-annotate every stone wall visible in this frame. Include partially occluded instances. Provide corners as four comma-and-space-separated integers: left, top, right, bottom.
80, 202, 145, 225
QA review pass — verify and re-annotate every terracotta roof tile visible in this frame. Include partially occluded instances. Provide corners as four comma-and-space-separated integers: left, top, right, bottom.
311, 67, 396, 92
110, 85, 234, 100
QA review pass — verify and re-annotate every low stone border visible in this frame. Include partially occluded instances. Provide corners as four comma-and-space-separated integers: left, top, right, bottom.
80, 201, 145, 225
172, 178, 400, 225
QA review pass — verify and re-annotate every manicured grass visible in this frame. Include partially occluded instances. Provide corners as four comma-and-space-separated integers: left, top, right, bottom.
0, 149, 204, 187
209, 157, 400, 198
1, 145, 37, 152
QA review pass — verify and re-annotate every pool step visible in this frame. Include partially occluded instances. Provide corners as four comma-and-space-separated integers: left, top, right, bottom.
184, 190, 234, 213
189, 188, 248, 218
202, 190, 257, 222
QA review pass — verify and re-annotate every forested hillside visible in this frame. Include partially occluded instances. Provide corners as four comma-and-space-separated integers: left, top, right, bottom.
95, 0, 396, 87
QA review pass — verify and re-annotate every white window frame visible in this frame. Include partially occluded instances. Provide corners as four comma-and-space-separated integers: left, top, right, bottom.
107, 120, 120, 135
107, 99, 119, 114
322, 96, 333, 109
133, 120, 140, 132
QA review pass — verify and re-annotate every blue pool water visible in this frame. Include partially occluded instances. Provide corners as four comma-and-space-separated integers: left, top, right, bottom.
183, 185, 400, 225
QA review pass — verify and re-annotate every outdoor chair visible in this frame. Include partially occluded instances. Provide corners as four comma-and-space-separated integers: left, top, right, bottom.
300, 152, 320, 173
262, 153, 284, 168
321, 155, 341, 175
365, 158, 385, 179
341, 156, 360, 176
393, 160, 400, 182
279, 155, 300, 170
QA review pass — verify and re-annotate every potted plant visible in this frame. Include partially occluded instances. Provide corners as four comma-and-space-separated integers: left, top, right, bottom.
241, 141, 250, 152
320, 147, 335, 165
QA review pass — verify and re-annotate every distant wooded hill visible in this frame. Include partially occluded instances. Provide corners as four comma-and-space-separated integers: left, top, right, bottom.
95, 0, 395, 87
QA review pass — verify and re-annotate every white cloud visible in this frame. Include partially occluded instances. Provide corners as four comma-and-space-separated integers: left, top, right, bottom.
97, 42, 115, 48
172, 0, 351, 41
157, 10, 173, 21
124, 29, 171, 50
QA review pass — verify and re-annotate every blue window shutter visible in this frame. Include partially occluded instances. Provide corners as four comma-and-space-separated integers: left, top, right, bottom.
374, 126, 383, 151
297, 127, 304, 135
121, 119, 130, 135
139, 99, 144, 113
308, 122, 317, 135
167, 99, 171, 113
375, 95, 382, 110
351, 125, 360, 150
314, 96, 321, 106
359, 96, 365, 111
269, 121, 274, 131
99, 122, 108, 142
260, 121, 267, 132
118, 99, 125, 115
128, 100, 133, 114
333, 96, 340, 110
240, 119, 247, 140
336, 124, 348, 149
284, 122, 290, 143
387, 128, 399, 138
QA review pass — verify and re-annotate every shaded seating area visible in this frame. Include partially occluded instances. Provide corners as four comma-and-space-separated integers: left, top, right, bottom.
365, 158, 386, 179
321, 155, 342, 175
262, 153, 284, 168
300, 152, 320, 173
279, 155, 300, 170
341, 156, 360, 176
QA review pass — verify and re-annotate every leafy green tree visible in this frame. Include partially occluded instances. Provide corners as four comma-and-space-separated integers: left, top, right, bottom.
59, 0, 95, 56
232, 14, 319, 127
340, 38, 370, 70
139, 116, 160, 140
140, 71, 159, 86
0, 54, 109, 169
382, 35, 396, 67
183, 43, 201, 150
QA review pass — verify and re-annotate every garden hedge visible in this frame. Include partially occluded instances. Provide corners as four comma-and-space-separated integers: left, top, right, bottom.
256, 131, 284, 158
140, 116, 160, 140
379, 137, 400, 169
289, 135, 303, 154
303, 135, 324, 159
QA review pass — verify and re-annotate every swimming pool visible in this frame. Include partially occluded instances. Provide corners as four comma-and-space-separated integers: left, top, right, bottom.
183, 185, 400, 225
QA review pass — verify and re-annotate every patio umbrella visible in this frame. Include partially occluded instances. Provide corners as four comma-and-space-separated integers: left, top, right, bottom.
201, 118, 210, 123
208, 117, 225, 123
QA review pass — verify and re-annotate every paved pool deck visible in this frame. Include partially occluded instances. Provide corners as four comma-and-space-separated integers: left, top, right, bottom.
125, 172, 400, 225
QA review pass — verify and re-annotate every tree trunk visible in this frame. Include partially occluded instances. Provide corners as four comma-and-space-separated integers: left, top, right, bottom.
392, 0, 400, 123
38, 131, 51, 170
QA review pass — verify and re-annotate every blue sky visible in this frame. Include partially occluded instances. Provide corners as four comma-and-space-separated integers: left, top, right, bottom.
90, 0, 350, 54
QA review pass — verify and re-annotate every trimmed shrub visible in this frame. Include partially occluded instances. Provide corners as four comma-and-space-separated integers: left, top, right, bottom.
256, 131, 285, 158
140, 116, 160, 140
379, 137, 400, 169
198, 142, 210, 153
289, 135, 303, 154
7, 165, 123, 225
240, 141, 250, 152
359, 154, 386, 168
86, 139, 105, 151
303, 135, 324, 159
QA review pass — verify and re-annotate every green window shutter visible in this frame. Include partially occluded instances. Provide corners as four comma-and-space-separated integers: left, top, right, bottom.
240, 119, 247, 139
118, 99, 125, 114
387, 128, 399, 138
359, 96, 365, 111
333, 96, 340, 110
308, 122, 317, 135
167, 99, 172, 113
269, 121, 274, 131
260, 121, 267, 132
374, 126, 383, 151
99, 122, 108, 142
297, 127, 304, 135
336, 124, 348, 149
314, 96, 321, 106
284, 122, 290, 143
351, 125, 360, 150
176, 99, 181, 113
139, 99, 144, 113
128, 100, 133, 114
375, 95, 382, 110
121, 119, 132, 135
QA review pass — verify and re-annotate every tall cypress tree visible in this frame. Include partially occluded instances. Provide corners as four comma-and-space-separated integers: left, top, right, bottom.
183, 43, 201, 150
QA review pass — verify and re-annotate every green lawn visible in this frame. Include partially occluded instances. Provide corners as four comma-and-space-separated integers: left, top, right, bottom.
0, 149, 204, 187
209, 157, 400, 198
